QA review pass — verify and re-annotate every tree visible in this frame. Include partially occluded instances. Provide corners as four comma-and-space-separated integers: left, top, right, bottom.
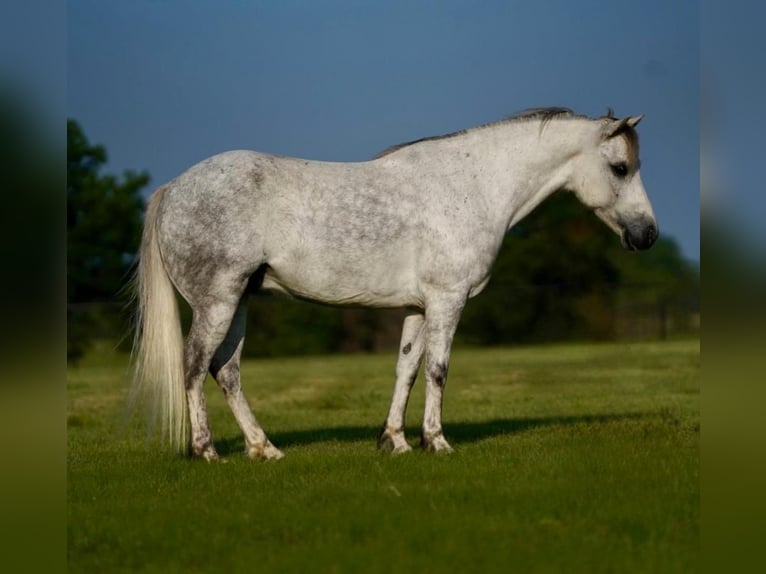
67, 119, 149, 302
67, 119, 149, 359
609, 231, 699, 339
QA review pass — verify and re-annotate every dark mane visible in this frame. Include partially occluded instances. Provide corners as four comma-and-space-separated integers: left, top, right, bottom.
505, 107, 579, 128
374, 107, 618, 159
372, 131, 468, 160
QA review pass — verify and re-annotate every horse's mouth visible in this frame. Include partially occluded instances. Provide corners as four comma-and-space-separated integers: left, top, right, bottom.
621, 229, 639, 251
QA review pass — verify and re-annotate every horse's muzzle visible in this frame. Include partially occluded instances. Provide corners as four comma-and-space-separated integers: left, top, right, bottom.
621, 219, 658, 251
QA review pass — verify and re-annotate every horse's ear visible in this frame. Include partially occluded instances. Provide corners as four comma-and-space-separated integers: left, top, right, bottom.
603, 118, 630, 139
603, 114, 643, 139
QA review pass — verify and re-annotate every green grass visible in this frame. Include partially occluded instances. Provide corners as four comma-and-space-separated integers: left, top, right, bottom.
68, 339, 699, 573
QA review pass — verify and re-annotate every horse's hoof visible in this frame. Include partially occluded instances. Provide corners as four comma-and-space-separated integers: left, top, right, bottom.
247, 442, 285, 461
192, 445, 220, 461
420, 433, 454, 453
378, 429, 412, 454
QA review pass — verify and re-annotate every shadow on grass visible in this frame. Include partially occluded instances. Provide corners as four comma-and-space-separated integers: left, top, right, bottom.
215, 412, 652, 456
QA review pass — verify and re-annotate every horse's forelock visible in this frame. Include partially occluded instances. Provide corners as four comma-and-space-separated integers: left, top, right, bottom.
605, 122, 641, 170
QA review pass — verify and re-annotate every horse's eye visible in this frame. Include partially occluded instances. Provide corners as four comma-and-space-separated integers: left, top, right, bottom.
611, 163, 628, 177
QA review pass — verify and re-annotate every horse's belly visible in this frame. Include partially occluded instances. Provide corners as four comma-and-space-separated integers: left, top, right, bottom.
261, 264, 419, 308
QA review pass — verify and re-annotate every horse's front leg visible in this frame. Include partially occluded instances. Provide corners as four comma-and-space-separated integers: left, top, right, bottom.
379, 311, 426, 453
420, 292, 466, 452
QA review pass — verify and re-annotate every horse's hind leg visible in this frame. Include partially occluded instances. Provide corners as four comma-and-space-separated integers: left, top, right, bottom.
209, 298, 283, 460
184, 295, 245, 460
378, 311, 426, 453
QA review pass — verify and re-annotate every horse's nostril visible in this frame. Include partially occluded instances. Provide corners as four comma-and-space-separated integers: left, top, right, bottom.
645, 223, 658, 246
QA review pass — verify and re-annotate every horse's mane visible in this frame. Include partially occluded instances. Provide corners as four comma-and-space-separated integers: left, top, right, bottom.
373, 107, 620, 159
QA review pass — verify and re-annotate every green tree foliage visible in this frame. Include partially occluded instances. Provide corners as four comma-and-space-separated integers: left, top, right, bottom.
609, 226, 699, 339
67, 119, 149, 302
243, 296, 345, 357
67, 119, 149, 359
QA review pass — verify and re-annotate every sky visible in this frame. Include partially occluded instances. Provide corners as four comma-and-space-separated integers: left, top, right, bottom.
701, 0, 766, 253
67, 0, 700, 261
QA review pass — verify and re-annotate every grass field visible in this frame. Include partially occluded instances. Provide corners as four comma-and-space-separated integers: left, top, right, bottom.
68, 339, 699, 573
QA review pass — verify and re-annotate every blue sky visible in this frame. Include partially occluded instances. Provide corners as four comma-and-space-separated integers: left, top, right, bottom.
701, 0, 766, 252
68, 0, 699, 261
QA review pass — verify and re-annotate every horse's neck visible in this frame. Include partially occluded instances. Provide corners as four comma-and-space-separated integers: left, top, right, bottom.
478, 119, 589, 232
379, 118, 591, 235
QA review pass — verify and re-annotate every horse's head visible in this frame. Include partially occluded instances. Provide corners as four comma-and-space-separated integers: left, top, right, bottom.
570, 114, 657, 251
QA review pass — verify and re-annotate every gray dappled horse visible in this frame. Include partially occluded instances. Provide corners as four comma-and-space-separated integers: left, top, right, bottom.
132, 108, 657, 460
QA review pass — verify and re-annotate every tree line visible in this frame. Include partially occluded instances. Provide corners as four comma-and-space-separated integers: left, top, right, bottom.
67, 120, 699, 361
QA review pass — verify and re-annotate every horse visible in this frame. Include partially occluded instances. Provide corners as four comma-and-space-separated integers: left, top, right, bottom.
132, 107, 657, 460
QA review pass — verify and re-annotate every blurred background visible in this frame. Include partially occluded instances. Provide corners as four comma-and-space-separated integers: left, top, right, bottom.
66, 0, 700, 362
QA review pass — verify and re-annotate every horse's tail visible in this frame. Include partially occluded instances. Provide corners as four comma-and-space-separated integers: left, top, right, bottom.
131, 186, 187, 452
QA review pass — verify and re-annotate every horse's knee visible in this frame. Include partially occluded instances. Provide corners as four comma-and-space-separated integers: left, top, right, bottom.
428, 362, 448, 388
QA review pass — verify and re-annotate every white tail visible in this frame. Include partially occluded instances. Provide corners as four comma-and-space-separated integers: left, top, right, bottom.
131, 187, 188, 452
